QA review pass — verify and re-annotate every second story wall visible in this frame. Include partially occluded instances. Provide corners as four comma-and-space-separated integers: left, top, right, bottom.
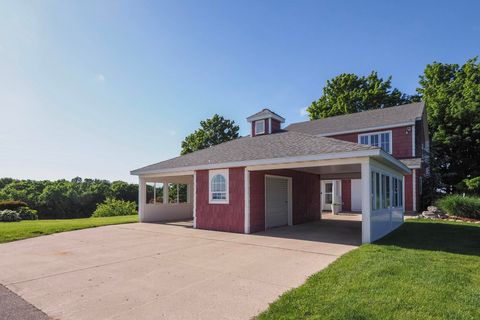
328, 125, 415, 159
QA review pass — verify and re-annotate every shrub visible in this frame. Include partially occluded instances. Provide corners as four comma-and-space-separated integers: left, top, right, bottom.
0, 200, 28, 211
17, 207, 38, 220
0, 209, 21, 222
436, 195, 480, 219
464, 176, 480, 194
92, 198, 137, 217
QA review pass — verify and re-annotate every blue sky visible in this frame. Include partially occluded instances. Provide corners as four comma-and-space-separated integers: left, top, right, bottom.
1, 0, 478, 183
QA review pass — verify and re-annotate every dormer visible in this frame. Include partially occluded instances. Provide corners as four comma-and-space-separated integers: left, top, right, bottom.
247, 108, 285, 137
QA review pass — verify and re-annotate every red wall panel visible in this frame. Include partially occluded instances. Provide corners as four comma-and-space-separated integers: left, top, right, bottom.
249, 169, 320, 233
195, 168, 245, 233
329, 126, 414, 159
404, 172, 413, 212
341, 179, 352, 211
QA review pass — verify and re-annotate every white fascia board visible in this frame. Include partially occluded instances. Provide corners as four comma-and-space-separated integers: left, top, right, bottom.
132, 149, 411, 177
131, 149, 380, 176
247, 114, 285, 123
316, 122, 416, 137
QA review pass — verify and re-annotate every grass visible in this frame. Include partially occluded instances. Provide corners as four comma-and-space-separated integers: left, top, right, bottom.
257, 219, 480, 320
0, 215, 138, 244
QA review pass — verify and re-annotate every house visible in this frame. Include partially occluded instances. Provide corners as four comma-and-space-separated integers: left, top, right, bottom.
131, 102, 429, 243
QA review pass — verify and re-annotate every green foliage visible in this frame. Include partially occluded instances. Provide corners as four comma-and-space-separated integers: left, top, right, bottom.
17, 207, 38, 220
92, 198, 137, 217
437, 195, 480, 219
180, 114, 239, 155
306, 71, 419, 120
0, 200, 28, 210
464, 176, 480, 194
0, 209, 21, 222
417, 57, 480, 193
0, 177, 138, 219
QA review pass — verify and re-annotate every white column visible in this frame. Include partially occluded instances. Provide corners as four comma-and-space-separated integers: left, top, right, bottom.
361, 160, 372, 244
193, 172, 197, 228
331, 180, 337, 214
163, 181, 168, 204
138, 176, 146, 222
244, 169, 250, 234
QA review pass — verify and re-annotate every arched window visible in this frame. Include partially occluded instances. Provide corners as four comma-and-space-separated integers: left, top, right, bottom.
209, 170, 229, 203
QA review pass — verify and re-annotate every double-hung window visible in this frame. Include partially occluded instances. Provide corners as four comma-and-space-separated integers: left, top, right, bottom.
358, 131, 392, 154
209, 169, 229, 204
255, 120, 265, 135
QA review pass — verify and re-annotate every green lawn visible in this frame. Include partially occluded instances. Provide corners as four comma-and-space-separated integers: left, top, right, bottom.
0, 215, 138, 244
258, 219, 480, 320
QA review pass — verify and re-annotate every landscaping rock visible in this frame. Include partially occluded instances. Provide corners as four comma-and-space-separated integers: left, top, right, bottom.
427, 206, 442, 214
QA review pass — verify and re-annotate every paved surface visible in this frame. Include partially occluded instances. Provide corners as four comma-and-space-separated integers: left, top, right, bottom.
0, 285, 48, 320
0, 218, 361, 320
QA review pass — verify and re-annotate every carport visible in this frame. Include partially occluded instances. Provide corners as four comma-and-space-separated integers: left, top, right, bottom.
244, 155, 409, 243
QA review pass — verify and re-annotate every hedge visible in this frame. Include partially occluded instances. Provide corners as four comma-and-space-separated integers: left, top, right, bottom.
437, 195, 480, 219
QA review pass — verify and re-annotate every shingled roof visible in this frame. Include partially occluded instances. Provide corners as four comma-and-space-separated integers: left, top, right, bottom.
131, 131, 378, 175
285, 102, 424, 136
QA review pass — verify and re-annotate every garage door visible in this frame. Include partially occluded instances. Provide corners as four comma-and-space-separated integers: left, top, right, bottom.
266, 176, 289, 229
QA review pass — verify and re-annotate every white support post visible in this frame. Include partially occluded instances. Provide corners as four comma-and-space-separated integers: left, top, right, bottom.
332, 180, 337, 214
361, 160, 372, 244
193, 172, 197, 228
163, 181, 168, 204
244, 169, 250, 234
412, 169, 416, 212
138, 177, 146, 222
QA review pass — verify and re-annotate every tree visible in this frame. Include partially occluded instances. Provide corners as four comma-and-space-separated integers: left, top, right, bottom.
306, 71, 419, 120
180, 114, 240, 155
417, 57, 480, 193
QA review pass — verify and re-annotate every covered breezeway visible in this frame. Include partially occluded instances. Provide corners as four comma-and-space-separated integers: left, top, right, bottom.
245, 156, 409, 244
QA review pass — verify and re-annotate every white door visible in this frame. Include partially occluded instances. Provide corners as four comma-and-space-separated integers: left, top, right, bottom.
351, 179, 362, 211
265, 176, 289, 229
322, 181, 333, 211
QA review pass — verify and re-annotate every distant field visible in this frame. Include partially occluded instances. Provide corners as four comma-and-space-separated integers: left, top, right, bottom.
0, 215, 138, 244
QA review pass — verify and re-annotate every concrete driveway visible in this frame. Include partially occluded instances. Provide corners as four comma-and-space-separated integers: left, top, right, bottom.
0, 218, 360, 320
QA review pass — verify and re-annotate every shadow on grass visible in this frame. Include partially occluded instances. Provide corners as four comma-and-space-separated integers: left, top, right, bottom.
376, 220, 480, 256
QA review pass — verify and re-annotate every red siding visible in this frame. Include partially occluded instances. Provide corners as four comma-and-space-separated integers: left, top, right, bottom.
271, 119, 281, 133
329, 126, 414, 159
249, 169, 320, 233
341, 180, 351, 211
195, 168, 245, 233
404, 172, 413, 212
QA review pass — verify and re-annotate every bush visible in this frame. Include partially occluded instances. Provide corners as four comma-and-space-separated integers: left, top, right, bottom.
92, 198, 137, 217
0, 200, 28, 211
17, 207, 38, 220
436, 195, 480, 219
0, 209, 21, 222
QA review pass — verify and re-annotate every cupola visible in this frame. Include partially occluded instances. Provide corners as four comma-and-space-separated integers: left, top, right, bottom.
246, 108, 285, 137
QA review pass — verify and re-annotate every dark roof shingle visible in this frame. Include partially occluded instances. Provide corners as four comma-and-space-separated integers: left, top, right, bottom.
131, 131, 377, 174
285, 102, 424, 136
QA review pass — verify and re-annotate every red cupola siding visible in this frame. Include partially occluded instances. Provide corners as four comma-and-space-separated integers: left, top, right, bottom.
246, 108, 285, 136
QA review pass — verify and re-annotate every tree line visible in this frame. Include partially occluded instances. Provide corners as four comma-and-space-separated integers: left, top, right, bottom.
0, 178, 138, 219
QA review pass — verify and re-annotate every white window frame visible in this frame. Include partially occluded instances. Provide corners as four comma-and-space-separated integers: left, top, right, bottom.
255, 120, 265, 135
358, 130, 393, 154
209, 169, 229, 204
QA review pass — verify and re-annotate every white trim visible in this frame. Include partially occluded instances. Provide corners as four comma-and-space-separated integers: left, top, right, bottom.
412, 169, 416, 212
268, 118, 272, 134
247, 113, 285, 123
317, 122, 416, 137
411, 124, 416, 157
358, 130, 393, 154
208, 169, 229, 204
244, 169, 250, 234
264, 174, 293, 230
255, 120, 265, 135
132, 149, 411, 176
361, 160, 371, 243
193, 171, 197, 228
